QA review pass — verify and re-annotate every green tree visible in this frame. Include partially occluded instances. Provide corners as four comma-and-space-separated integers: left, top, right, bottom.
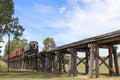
42, 37, 56, 51
3, 17, 24, 72
0, 0, 14, 40
0, 0, 14, 25
0, 0, 24, 72
4, 38, 27, 57
0, 0, 24, 40
2, 17, 24, 38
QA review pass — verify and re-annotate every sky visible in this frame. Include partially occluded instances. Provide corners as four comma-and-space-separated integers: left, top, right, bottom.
1, 0, 120, 56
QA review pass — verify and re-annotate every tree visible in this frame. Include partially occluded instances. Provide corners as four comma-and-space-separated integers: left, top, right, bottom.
0, 0, 14, 40
0, 0, 24, 72
0, 0, 14, 25
42, 37, 56, 51
2, 17, 24, 38
4, 38, 27, 57
3, 17, 24, 72
0, 0, 24, 40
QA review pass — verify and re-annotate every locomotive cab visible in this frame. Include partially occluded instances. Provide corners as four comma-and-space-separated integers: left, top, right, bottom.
24, 41, 38, 54
29, 41, 38, 53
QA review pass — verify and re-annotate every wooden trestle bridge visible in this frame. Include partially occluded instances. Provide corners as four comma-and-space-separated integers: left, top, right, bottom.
4, 30, 120, 78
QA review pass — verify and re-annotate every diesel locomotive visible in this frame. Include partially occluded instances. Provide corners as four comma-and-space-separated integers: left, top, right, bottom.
4, 41, 39, 60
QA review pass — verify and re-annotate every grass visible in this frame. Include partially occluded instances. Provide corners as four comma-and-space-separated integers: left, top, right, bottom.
1, 60, 120, 80
0, 60, 87, 80
0, 70, 87, 80
0, 60, 8, 71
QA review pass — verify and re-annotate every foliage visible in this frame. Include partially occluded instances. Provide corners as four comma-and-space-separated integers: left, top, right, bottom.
0, 0, 14, 25
118, 52, 120, 56
2, 17, 25, 39
0, 0, 24, 42
0, 0, 24, 71
42, 37, 56, 51
64, 54, 69, 61
4, 38, 27, 57
0, 0, 14, 40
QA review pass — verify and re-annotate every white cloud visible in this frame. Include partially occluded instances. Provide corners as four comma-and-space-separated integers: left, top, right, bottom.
49, 0, 120, 45
59, 7, 66, 14
67, 0, 78, 5
79, 0, 93, 3
47, 0, 120, 56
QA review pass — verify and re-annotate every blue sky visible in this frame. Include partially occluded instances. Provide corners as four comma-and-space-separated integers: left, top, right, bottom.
1, 0, 120, 56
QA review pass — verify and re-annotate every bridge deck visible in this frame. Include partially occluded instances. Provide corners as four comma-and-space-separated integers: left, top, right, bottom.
47, 30, 120, 52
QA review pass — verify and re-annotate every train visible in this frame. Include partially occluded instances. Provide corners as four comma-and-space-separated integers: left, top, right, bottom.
24, 41, 38, 53
4, 41, 39, 60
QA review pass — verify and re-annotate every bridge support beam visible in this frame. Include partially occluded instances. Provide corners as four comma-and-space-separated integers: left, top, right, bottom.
67, 48, 77, 77
85, 50, 89, 74
95, 48, 99, 78
21, 57, 24, 69
54, 51, 62, 75
113, 47, 119, 76
37, 54, 45, 72
41, 56, 45, 71
45, 53, 52, 73
88, 44, 99, 78
109, 47, 113, 75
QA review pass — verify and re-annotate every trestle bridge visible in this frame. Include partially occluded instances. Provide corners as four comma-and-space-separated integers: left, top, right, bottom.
4, 30, 120, 78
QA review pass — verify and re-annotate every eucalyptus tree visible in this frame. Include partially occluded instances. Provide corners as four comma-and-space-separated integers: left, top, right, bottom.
3, 17, 25, 38
0, 0, 14, 42
0, 0, 25, 71
0, 0, 24, 41
0, 0, 14, 24
42, 37, 56, 51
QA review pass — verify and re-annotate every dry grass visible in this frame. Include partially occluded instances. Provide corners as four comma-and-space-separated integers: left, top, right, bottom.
0, 60, 8, 71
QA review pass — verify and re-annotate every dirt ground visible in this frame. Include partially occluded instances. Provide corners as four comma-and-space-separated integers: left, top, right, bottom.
76, 75, 120, 80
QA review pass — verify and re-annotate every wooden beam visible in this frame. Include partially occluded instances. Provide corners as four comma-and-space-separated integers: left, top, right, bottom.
113, 47, 119, 76
97, 37, 120, 45
67, 48, 77, 77
95, 51, 115, 73
93, 55, 109, 72
77, 57, 86, 65
88, 44, 94, 78
85, 51, 89, 74
95, 47, 99, 78
98, 45, 112, 49
54, 51, 62, 75
56, 53, 66, 74
68, 50, 89, 67
109, 48, 113, 75
99, 55, 109, 66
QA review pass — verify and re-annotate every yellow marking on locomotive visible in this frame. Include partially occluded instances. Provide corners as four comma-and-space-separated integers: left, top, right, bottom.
31, 43, 36, 49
